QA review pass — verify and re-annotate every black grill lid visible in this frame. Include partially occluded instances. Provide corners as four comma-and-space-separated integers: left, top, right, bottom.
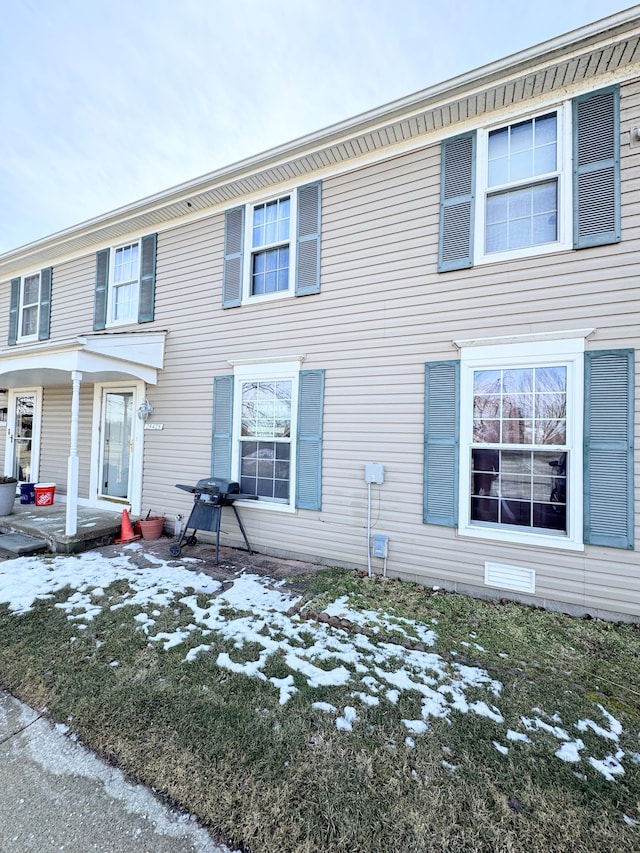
194, 478, 240, 495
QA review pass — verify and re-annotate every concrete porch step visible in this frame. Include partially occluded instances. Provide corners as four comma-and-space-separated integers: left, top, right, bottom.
0, 533, 49, 557
0, 504, 123, 555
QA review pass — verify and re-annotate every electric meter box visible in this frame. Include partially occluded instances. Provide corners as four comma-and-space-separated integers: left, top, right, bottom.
364, 463, 385, 484
372, 534, 389, 558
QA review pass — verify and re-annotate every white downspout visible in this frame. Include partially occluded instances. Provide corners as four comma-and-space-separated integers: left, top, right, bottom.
65, 370, 82, 536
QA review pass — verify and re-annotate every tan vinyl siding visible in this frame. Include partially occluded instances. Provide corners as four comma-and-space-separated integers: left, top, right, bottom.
0, 72, 637, 618
39, 385, 94, 497
134, 79, 640, 619
49, 255, 96, 339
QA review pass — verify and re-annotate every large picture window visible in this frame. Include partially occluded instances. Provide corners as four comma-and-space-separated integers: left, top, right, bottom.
457, 337, 585, 550
471, 366, 567, 532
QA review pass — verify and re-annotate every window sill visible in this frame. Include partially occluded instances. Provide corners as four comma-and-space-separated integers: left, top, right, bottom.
234, 499, 297, 514
458, 523, 584, 552
106, 318, 139, 329
473, 240, 572, 266
241, 290, 295, 306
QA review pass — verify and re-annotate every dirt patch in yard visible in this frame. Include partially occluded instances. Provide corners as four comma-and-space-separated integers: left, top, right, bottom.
99, 537, 324, 586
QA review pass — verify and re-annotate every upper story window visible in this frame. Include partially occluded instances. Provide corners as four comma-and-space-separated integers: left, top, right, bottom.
93, 233, 157, 331
250, 195, 294, 298
19, 273, 42, 340
438, 86, 620, 272
111, 242, 140, 324
222, 181, 321, 308
482, 112, 562, 256
8, 267, 52, 346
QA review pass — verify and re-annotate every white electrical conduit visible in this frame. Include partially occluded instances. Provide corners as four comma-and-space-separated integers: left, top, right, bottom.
367, 480, 372, 577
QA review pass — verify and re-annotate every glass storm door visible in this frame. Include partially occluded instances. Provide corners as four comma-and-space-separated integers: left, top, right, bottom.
6, 390, 41, 483
99, 390, 134, 500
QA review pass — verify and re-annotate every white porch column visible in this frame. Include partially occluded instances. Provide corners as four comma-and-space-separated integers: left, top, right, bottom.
65, 370, 83, 537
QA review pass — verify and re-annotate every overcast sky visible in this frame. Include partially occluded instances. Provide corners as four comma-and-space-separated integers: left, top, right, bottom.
0, 0, 633, 253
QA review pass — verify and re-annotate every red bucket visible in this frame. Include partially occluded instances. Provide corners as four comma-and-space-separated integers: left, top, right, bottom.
34, 483, 56, 506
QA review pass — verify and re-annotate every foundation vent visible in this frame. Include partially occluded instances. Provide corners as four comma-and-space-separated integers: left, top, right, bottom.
484, 562, 535, 594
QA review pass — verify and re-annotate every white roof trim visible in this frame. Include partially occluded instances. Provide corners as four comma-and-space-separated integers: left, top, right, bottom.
1, 8, 639, 275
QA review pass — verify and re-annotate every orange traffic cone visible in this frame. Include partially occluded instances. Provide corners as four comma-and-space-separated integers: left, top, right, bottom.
115, 509, 141, 544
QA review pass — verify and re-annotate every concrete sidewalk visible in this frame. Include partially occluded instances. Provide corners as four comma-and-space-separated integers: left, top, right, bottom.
0, 691, 236, 853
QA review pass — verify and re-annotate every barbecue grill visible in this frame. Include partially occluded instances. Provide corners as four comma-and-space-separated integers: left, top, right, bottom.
170, 477, 257, 562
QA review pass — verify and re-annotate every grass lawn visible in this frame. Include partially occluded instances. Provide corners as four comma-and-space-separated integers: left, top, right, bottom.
0, 548, 639, 853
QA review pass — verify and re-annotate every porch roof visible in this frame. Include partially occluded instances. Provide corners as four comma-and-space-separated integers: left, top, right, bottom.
0, 331, 166, 388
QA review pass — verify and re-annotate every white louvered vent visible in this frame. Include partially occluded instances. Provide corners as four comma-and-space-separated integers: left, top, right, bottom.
484, 562, 535, 595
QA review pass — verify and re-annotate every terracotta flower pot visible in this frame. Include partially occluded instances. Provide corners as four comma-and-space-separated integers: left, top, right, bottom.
139, 516, 165, 540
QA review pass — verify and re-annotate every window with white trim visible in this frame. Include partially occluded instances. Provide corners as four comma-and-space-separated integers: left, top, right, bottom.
474, 104, 572, 262
438, 86, 620, 272
93, 233, 156, 331
458, 338, 584, 550
240, 379, 293, 500
244, 194, 296, 301
9, 267, 52, 346
109, 242, 140, 324
232, 362, 300, 508
18, 273, 41, 340
250, 196, 292, 296
222, 181, 321, 308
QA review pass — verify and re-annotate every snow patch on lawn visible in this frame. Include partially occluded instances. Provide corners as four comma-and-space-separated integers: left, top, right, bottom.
0, 550, 632, 784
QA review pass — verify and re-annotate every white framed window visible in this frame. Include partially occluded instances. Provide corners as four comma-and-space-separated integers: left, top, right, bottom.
222, 181, 321, 309
458, 337, 584, 550
243, 193, 297, 302
109, 241, 140, 325
474, 103, 572, 264
439, 87, 619, 273
231, 361, 301, 510
18, 272, 41, 341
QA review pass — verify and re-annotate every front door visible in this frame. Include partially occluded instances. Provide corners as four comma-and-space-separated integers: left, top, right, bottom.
5, 389, 42, 483
99, 389, 134, 501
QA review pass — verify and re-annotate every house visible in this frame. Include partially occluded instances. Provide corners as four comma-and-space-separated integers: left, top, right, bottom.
0, 9, 637, 620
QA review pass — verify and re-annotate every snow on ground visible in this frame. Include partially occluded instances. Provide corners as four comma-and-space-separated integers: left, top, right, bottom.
0, 548, 634, 784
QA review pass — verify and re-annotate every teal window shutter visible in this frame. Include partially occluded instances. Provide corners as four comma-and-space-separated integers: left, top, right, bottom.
584, 349, 634, 549
138, 233, 157, 323
296, 369, 324, 510
295, 181, 321, 296
38, 266, 53, 341
94, 249, 109, 331
212, 375, 234, 480
222, 207, 244, 308
8, 277, 20, 346
424, 360, 459, 526
573, 86, 620, 249
438, 132, 476, 272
